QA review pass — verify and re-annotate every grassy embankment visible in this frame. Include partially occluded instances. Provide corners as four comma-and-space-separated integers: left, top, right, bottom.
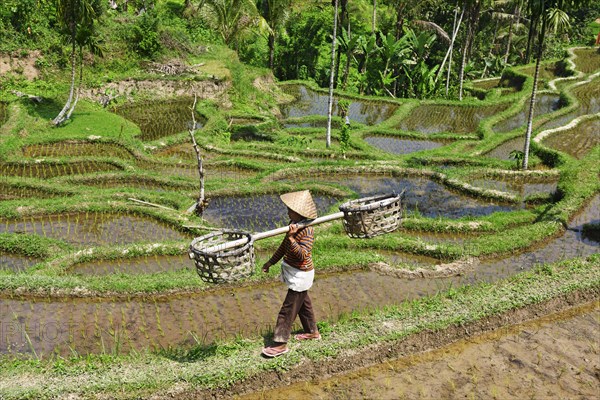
0, 254, 597, 399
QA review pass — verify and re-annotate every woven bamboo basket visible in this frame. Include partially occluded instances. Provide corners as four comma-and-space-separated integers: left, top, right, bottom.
189, 230, 255, 283
339, 193, 402, 238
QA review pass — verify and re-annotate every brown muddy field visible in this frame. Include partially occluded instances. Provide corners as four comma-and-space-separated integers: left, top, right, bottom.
238, 301, 600, 400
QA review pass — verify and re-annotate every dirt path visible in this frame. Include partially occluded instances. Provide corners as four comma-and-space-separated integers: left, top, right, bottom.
239, 301, 600, 400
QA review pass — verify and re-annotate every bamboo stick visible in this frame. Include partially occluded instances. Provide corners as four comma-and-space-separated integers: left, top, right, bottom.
191, 212, 345, 255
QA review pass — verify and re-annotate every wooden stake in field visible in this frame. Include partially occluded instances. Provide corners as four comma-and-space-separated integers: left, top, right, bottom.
187, 94, 208, 216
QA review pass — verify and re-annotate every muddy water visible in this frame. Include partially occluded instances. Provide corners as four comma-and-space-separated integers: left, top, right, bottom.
0, 197, 597, 356
364, 136, 445, 155
398, 103, 509, 134
542, 118, 600, 159
283, 119, 340, 129
113, 98, 205, 141
0, 253, 41, 272
72, 254, 190, 275
279, 85, 397, 126
467, 177, 558, 198
22, 142, 134, 159
573, 48, 600, 74
493, 94, 562, 133
296, 173, 518, 218
145, 164, 256, 181
484, 137, 525, 160
538, 78, 600, 132
0, 181, 69, 200
0, 161, 121, 178
239, 304, 600, 400
202, 194, 340, 232
0, 213, 189, 246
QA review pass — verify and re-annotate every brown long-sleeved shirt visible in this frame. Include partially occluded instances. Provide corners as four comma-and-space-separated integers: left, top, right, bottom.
268, 225, 314, 271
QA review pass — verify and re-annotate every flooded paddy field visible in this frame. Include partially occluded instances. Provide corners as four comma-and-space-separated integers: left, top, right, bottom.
153, 143, 219, 163
573, 48, 600, 74
202, 193, 339, 232
279, 85, 397, 125
0, 213, 190, 246
542, 117, 600, 159
0, 196, 596, 356
364, 136, 446, 154
22, 141, 135, 159
0, 161, 121, 178
537, 79, 600, 132
493, 94, 562, 133
240, 304, 599, 400
0, 181, 70, 200
465, 175, 558, 198
484, 137, 525, 160
0, 253, 41, 273
397, 103, 509, 134
293, 173, 519, 218
113, 98, 205, 141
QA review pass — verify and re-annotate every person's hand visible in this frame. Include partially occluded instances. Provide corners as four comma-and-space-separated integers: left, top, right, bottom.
262, 261, 272, 273
287, 223, 299, 239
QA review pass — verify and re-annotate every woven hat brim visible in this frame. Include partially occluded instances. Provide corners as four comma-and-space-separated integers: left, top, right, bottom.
280, 190, 318, 219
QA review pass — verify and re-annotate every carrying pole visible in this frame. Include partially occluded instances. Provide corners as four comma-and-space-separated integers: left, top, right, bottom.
194, 212, 344, 255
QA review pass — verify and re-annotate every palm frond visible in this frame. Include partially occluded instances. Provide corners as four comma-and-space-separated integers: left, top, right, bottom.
411, 20, 450, 43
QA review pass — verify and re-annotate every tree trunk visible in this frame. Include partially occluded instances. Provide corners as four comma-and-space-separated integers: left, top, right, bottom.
326, 0, 339, 149
435, 3, 463, 86
458, 26, 471, 101
523, 5, 546, 170
268, 32, 275, 70
341, 18, 352, 90
372, 0, 376, 35
188, 95, 207, 215
53, 38, 77, 125
525, 14, 537, 64
504, 1, 521, 65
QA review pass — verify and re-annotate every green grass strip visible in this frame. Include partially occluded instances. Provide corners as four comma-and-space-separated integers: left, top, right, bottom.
0, 254, 597, 399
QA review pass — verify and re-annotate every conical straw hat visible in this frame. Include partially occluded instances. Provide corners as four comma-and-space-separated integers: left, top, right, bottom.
280, 190, 318, 219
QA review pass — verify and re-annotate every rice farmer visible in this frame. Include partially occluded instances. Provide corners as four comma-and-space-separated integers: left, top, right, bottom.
261, 190, 321, 357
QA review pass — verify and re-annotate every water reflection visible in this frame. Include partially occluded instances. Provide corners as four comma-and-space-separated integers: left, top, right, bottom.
298, 174, 518, 218
493, 94, 562, 133
542, 118, 600, 159
202, 194, 339, 232
0, 253, 40, 272
279, 85, 397, 126
537, 80, 600, 132
398, 104, 509, 134
364, 136, 445, 154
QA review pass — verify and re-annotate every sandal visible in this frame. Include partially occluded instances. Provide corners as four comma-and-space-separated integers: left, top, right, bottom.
294, 333, 321, 341
261, 346, 290, 358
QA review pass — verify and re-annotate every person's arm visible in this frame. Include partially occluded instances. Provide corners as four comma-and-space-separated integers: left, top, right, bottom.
262, 236, 287, 273
286, 227, 314, 261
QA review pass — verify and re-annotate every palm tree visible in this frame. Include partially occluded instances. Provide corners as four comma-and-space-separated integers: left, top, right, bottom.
53, 0, 101, 126
522, 0, 571, 169
198, 0, 265, 50
257, 0, 291, 69
326, 0, 339, 149
458, 0, 485, 101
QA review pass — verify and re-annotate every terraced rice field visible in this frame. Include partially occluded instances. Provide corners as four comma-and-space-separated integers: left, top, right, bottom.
0, 161, 121, 178
573, 48, 600, 74
0, 213, 190, 246
1, 196, 597, 356
113, 98, 205, 141
493, 94, 562, 133
542, 117, 600, 159
279, 85, 398, 125
22, 142, 135, 159
398, 103, 509, 134
364, 136, 446, 154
